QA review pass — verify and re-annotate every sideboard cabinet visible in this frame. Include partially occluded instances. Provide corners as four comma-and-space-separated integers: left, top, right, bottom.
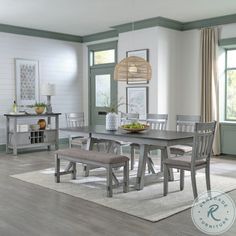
4, 113, 61, 155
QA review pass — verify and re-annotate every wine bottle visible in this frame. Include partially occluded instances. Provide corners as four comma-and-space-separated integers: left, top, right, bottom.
13, 100, 17, 113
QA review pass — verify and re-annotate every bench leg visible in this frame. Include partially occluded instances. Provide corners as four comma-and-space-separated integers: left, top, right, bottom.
123, 161, 129, 193
83, 164, 90, 177
55, 154, 60, 183
71, 162, 77, 180
106, 166, 113, 197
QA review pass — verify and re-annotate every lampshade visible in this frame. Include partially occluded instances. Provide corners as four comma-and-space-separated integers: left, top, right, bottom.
114, 56, 152, 82
41, 83, 56, 96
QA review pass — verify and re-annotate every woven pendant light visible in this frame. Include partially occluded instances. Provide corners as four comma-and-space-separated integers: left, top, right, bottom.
114, 56, 152, 82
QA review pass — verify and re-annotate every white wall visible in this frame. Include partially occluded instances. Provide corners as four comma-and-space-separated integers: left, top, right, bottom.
118, 28, 158, 116
219, 23, 236, 39
0, 32, 83, 144
177, 30, 201, 116
118, 27, 182, 129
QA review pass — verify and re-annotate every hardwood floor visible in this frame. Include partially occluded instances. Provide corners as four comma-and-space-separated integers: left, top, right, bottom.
0, 149, 236, 236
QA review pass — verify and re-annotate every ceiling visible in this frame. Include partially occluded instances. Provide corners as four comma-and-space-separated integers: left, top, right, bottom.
0, 0, 236, 36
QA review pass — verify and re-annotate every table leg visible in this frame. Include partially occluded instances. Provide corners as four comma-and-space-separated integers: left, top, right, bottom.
6, 117, 10, 154
161, 147, 174, 181
13, 118, 17, 156
54, 116, 59, 150
135, 144, 148, 190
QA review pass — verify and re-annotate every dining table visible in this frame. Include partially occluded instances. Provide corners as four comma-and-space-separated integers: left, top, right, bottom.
61, 125, 194, 190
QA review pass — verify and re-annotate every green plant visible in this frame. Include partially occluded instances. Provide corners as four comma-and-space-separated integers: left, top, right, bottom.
34, 102, 47, 107
104, 96, 126, 113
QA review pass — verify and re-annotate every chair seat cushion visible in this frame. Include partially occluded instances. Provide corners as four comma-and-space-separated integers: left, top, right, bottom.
163, 156, 206, 168
56, 148, 129, 164
170, 145, 192, 155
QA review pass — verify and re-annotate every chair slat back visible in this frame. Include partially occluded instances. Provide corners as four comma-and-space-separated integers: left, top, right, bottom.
146, 114, 168, 130
120, 113, 139, 124
176, 115, 201, 132
65, 112, 85, 128
191, 121, 216, 163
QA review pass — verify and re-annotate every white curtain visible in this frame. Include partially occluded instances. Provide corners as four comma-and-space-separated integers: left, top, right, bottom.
200, 27, 220, 155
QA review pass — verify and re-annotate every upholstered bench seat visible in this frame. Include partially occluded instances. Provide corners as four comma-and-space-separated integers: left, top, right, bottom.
55, 148, 129, 197
56, 148, 128, 164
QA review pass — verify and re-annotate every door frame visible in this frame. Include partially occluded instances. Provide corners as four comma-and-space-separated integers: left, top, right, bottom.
88, 41, 118, 126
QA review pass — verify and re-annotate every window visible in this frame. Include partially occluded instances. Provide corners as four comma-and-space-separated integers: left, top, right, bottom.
225, 49, 236, 120
90, 49, 115, 66
95, 74, 111, 107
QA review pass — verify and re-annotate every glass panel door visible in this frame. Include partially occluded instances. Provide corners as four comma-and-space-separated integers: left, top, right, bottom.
95, 74, 111, 107
90, 67, 117, 126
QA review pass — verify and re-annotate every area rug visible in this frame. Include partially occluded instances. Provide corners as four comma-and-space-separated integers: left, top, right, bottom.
11, 164, 236, 222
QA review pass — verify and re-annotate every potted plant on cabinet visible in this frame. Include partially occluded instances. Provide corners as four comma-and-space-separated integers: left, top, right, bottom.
34, 102, 47, 115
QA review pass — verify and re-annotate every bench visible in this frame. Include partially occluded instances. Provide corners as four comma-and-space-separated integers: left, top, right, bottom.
54, 148, 129, 197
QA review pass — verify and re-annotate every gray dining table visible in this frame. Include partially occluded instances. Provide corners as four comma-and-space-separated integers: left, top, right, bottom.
61, 125, 194, 190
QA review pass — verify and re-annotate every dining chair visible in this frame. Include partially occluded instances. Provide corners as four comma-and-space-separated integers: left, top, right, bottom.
120, 112, 139, 125
65, 112, 88, 149
163, 121, 216, 199
146, 114, 168, 173
170, 115, 201, 156
119, 112, 139, 170
130, 114, 168, 172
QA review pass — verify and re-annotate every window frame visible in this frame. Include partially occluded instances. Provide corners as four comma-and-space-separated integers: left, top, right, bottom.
225, 48, 236, 121
89, 41, 117, 68
87, 41, 118, 126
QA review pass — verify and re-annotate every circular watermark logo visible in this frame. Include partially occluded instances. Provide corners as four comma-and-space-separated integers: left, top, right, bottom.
191, 190, 236, 235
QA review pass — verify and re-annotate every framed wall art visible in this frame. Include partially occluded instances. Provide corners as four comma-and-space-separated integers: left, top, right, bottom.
126, 49, 149, 84
126, 86, 148, 120
15, 59, 39, 106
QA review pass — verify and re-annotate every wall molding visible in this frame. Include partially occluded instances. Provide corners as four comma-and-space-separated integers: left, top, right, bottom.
182, 13, 236, 30
1, 13, 236, 43
111, 16, 183, 33
82, 30, 118, 43
82, 13, 236, 42
0, 23, 83, 43
219, 37, 236, 48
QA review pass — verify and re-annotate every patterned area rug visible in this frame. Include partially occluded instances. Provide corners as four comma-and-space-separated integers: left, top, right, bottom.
11, 163, 236, 222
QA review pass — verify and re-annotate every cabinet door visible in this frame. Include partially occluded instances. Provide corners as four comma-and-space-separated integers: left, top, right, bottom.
44, 130, 56, 143
13, 133, 31, 146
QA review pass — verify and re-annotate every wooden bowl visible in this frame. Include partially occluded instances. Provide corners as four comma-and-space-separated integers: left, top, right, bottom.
120, 124, 149, 133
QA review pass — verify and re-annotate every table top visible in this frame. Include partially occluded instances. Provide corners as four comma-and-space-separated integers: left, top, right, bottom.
4, 113, 61, 117
61, 125, 194, 142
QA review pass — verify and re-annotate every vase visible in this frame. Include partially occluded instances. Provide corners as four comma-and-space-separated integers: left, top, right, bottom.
106, 112, 118, 130
38, 119, 46, 130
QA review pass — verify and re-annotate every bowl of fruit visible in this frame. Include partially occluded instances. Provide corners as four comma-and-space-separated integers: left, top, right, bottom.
120, 122, 149, 133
